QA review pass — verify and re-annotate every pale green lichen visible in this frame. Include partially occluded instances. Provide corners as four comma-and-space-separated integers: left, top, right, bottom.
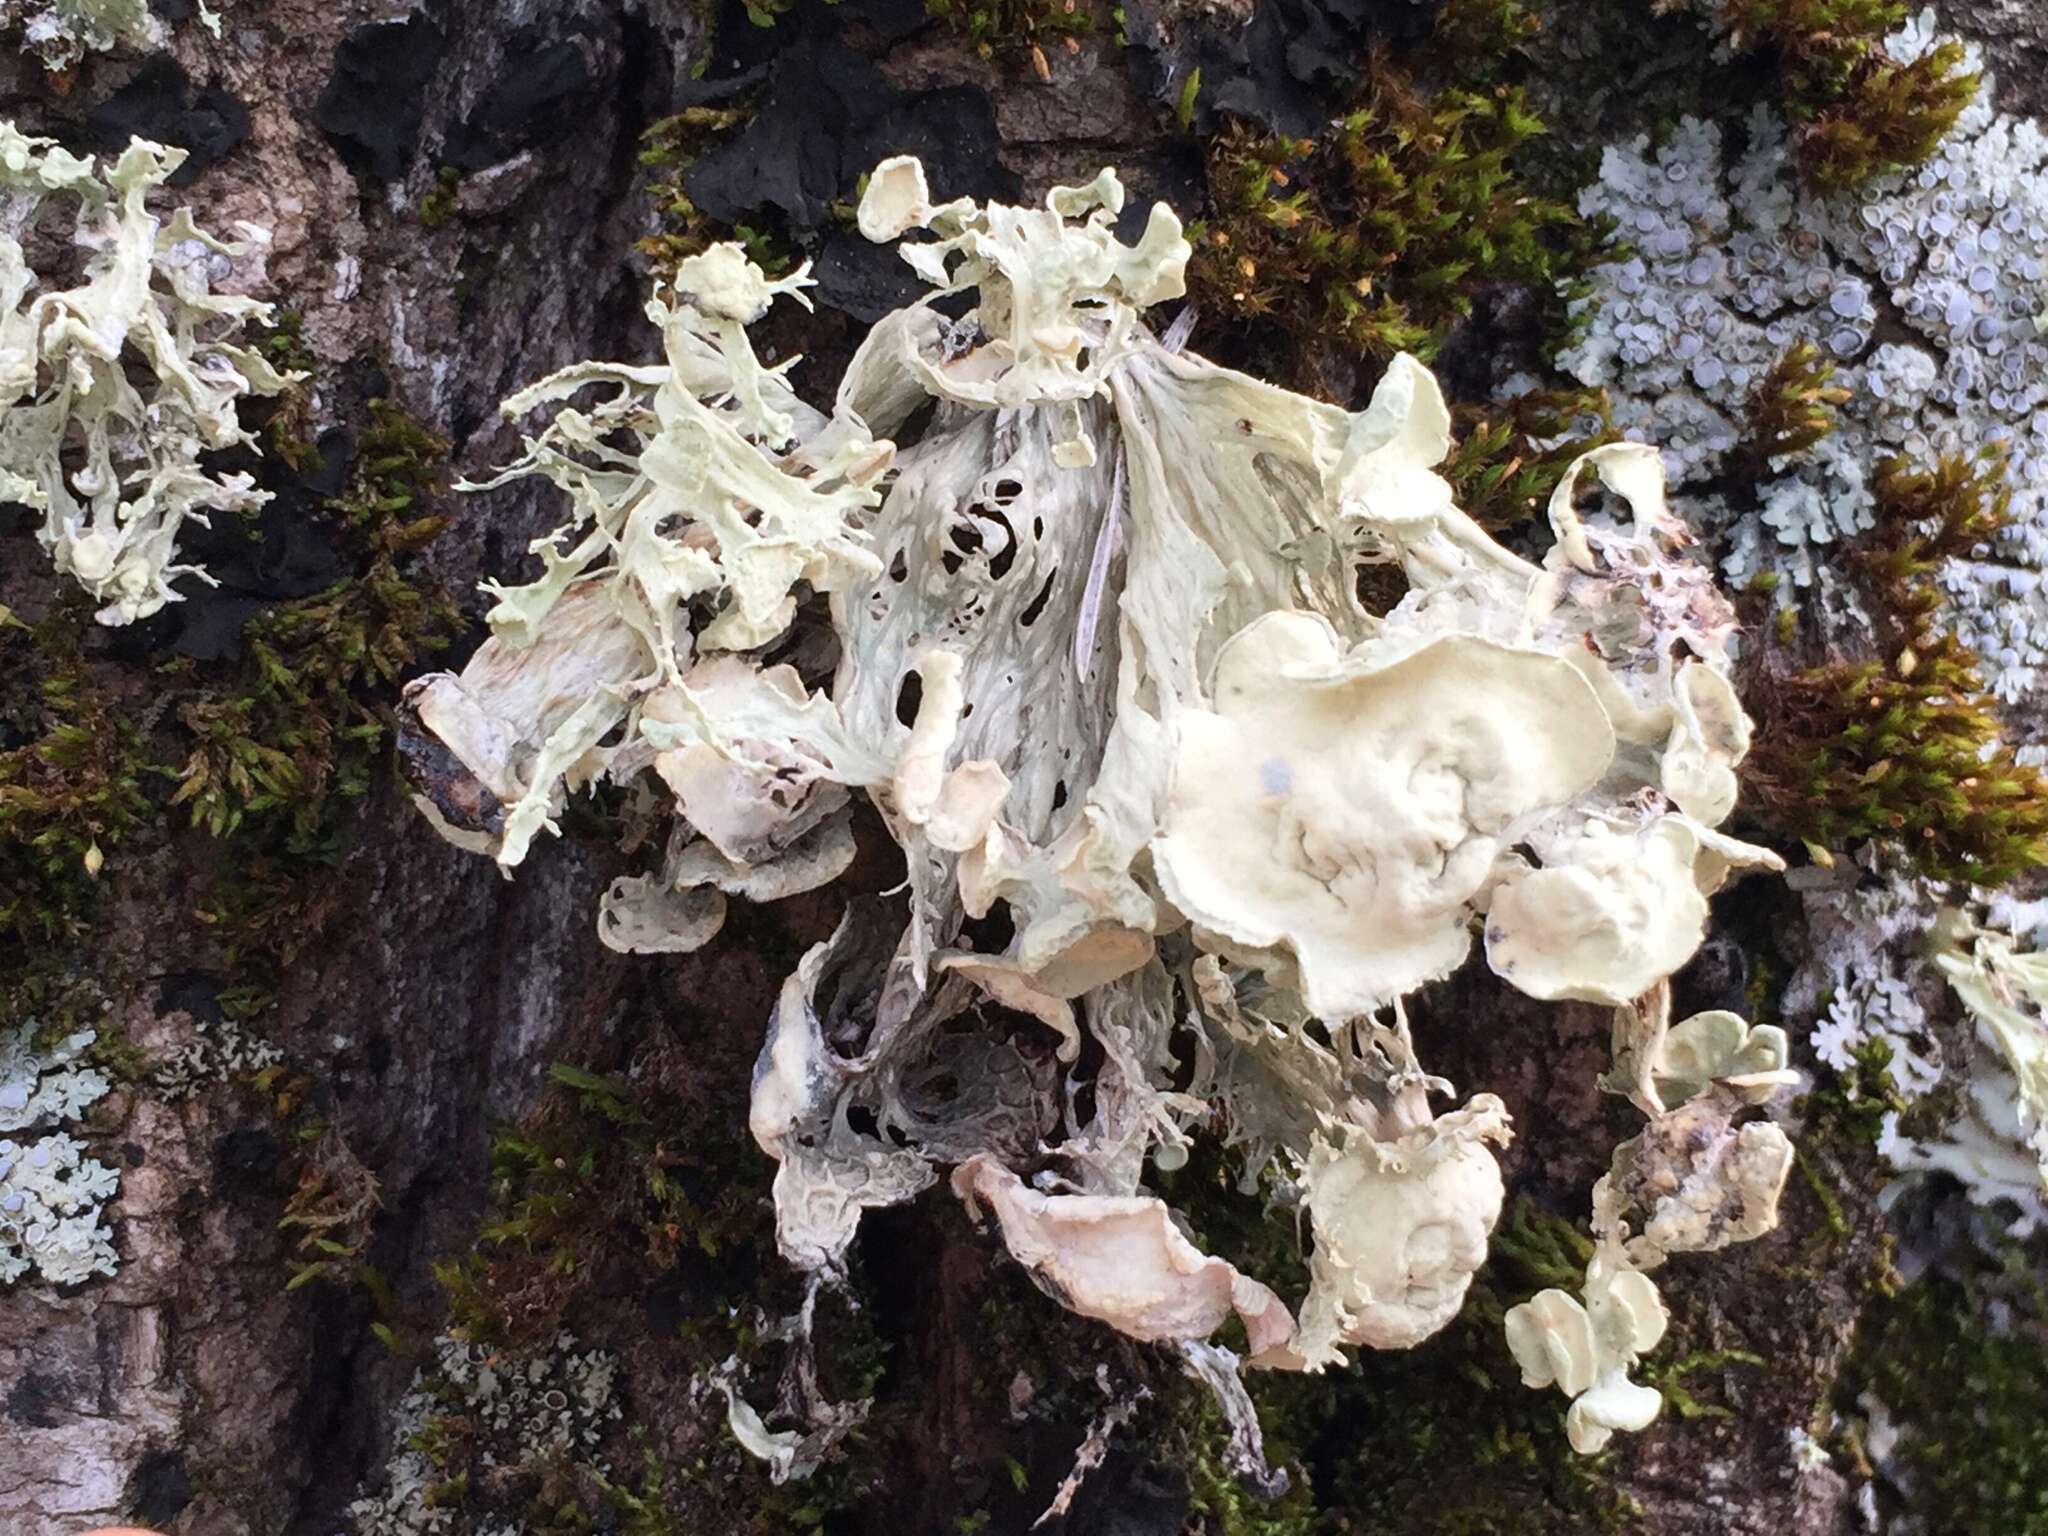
404, 163, 1794, 1478
2, 0, 159, 69
1, 123, 296, 625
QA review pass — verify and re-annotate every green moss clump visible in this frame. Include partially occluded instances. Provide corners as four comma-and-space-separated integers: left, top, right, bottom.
1440, 385, 1618, 528
426, 1026, 891, 1535
1841, 1259, 2048, 1530
1704, 0, 1978, 191
1733, 339, 1851, 481
436, 1050, 779, 1350
417, 166, 461, 228
0, 607, 153, 946
1802, 1034, 1908, 1147
1742, 450, 2048, 884
170, 400, 458, 860
1175, 1394, 1317, 1536
1183, 21, 1603, 394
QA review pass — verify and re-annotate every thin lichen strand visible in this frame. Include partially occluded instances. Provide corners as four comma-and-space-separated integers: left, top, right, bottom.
1742, 451, 2048, 884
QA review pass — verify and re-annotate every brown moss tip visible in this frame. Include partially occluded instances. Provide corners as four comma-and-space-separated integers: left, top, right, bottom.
1735, 339, 1851, 480
1711, 0, 1979, 191
1741, 448, 2048, 886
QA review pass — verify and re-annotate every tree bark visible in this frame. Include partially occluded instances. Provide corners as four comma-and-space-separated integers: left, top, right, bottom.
1, 3, 2043, 1534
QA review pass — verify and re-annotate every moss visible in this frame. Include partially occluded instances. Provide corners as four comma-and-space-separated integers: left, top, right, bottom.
1733, 339, 1850, 481
1175, 1394, 1317, 1536
1440, 385, 1618, 528
436, 1048, 780, 1349
256, 308, 318, 378
1741, 450, 2048, 885
169, 399, 458, 861
1182, 11, 1606, 395
1638, 1345, 1766, 1422
417, 166, 461, 229
279, 1123, 383, 1291
635, 108, 794, 283
1801, 1034, 1908, 1149
1703, 0, 1978, 191
1840, 1253, 2048, 1530
924, 0, 1090, 72
0, 604, 155, 947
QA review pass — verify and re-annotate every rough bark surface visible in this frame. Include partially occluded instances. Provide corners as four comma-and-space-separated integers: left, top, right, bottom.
1, 3, 2044, 1535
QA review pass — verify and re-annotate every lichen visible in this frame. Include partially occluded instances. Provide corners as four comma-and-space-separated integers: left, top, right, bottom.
400, 152, 1795, 1483
346, 1330, 624, 1536
0, 1019, 117, 1286
1, 123, 297, 625
1, 0, 159, 69
1555, 25, 2048, 707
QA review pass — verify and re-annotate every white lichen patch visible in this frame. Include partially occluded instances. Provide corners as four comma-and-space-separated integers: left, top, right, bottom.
2, 0, 159, 69
1507, 979, 1794, 1454
405, 245, 893, 947
411, 159, 1787, 1463
0, 1023, 117, 1287
347, 1332, 622, 1536
2, 123, 296, 625
1883, 907, 2048, 1234
1506, 1245, 1670, 1454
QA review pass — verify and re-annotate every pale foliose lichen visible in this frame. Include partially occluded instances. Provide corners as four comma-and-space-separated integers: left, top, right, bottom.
1558, 15, 2048, 701
1, 0, 159, 69
1881, 904, 2048, 1234
2, 123, 296, 626
347, 1331, 622, 1536
407, 156, 1794, 1468
403, 244, 892, 949
0, 1022, 118, 1287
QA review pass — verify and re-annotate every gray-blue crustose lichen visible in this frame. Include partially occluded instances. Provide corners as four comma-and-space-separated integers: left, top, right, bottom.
0, 1022, 116, 1286
1553, 13, 2048, 702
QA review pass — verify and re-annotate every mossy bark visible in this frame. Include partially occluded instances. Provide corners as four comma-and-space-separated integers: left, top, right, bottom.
1, 3, 2044, 1535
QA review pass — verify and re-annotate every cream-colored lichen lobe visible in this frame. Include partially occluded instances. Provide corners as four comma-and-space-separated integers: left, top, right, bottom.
406, 157, 1794, 1473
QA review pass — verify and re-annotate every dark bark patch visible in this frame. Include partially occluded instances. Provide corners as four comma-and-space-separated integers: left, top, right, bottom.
5, 1370, 66, 1428
89, 58, 250, 188
684, 34, 1014, 241
314, 17, 449, 183
158, 971, 227, 1024
442, 35, 599, 172
1122, 0, 1444, 136
127, 1447, 195, 1527
116, 432, 354, 663
213, 1125, 283, 1196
